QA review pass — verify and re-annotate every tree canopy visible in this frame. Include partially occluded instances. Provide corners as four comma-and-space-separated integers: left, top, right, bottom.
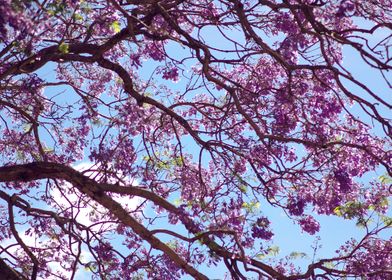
0, 0, 391, 279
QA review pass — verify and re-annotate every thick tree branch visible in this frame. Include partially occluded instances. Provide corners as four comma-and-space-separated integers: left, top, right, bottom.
0, 162, 288, 279
0, 258, 27, 280
0, 162, 208, 280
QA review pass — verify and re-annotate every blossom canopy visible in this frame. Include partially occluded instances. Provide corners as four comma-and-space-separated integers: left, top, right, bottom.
0, 0, 391, 279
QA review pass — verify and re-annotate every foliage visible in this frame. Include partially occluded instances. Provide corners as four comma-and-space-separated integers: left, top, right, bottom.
0, 0, 391, 279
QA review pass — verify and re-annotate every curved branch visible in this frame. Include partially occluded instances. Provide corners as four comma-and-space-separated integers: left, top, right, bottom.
0, 258, 27, 280
0, 162, 208, 280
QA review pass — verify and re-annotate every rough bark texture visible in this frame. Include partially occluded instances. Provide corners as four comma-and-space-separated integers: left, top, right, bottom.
0, 259, 27, 280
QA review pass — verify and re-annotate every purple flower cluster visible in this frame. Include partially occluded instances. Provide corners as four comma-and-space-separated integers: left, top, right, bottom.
299, 216, 320, 235
0, 0, 28, 40
336, 1, 356, 17
339, 238, 392, 279
334, 169, 352, 193
287, 198, 306, 216
251, 217, 274, 240
162, 67, 180, 82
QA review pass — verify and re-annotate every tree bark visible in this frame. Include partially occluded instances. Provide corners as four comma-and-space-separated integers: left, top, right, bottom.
0, 259, 27, 280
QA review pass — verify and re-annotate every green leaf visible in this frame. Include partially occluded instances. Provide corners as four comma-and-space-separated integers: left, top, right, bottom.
335, 201, 365, 220
323, 262, 335, 269
172, 198, 182, 206
333, 206, 342, 217
43, 147, 54, 153
91, 118, 104, 127
242, 201, 260, 213
156, 160, 170, 170
379, 174, 392, 184
380, 215, 392, 227
355, 217, 369, 228
58, 42, 69, 54
173, 156, 184, 167
131, 273, 145, 280
256, 246, 281, 259
84, 262, 97, 272
289, 251, 308, 259
16, 151, 26, 160
239, 185, 247, 193
256, 253, 266, 260
47, 1, 67, 16
23, 124, 32, 132
31, 152, 41, 161
267, 246, 280, 256
73, 13, 83, 21
111, 21, 121, 33
379, 197, 389, 208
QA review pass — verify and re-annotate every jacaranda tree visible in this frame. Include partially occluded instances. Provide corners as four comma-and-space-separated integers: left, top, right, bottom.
0, 0, 391, 279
